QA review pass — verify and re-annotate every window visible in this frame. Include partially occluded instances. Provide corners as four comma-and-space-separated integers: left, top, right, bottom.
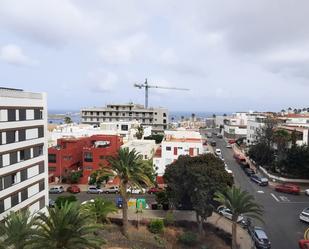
48, 167, 56, 171
99, 155, 108, 160
48, 154, 56, 163
34, 108, 42, 120
6, 130, 16, 144
18, 129, 26, 141
163, 113, 167, 117
20, 169, 28, 181
8, 109, 16, 121
166, 146, 171, 151
84, 166, 93, 170
3, 175, 12, 188
121, 125, 128, 131
163, 119, 167, 124
11, 193, 19, 207
0, 177, 2, 191
39, 198, 45, 209
39, 164, 44, 174
19, 109, 26, 121
39, 181, 45, 192
0, 199, 4, 214
10, 151, 18, 165
63, 156, 72, 161
21, 189, 28, 202
33, 145, 43, 157
38, 126, 44, 138
84, 152, 93, 162
11, 173, 17, 185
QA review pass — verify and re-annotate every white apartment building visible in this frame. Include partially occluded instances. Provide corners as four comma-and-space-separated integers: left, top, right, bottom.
246, 114, 267, 145
223, 112, 248, 139
0, 87, 48, 220
121, 139, 157, 160
153, 130, 204, 175
81, 103, 168, 133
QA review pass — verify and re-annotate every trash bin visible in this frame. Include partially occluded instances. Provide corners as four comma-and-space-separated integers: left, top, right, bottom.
115, 197, 123, 208
128, 198, 137, 209
136, 198, 146, 209
151, 202, 158, 210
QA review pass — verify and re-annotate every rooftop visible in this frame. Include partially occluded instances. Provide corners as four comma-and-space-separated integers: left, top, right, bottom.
0, 87, 43, 99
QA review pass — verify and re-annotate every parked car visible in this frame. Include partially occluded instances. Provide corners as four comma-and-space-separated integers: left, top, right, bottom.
248, 226, 271, 249
81, 199, 94, 205
217, 134, 223, 138
215, 148, 222, 157
147, 187, 163, 194
127, 187, 146, 194
299, 240, 309, 249
275, 183, 300, 195
67, 185, 81, 193
207, 132, 212, 138
203, 141, 207, 145
250, 174, 269, 186
226, 143, 232, 148
299, 208, 309, 223
305, 189, 309, 196
102, 185, 119, 194
87, 186, 103, 194
244, 168, 255, 176
228, 139, 236, 144
210, 140, 216, 146
225, 166, 233, 175
217, 206, 243, 223
49, 186, 64, 194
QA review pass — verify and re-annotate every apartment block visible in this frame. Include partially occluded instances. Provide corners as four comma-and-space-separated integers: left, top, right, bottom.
0, 87, 48, 220
81, 103, 168, 133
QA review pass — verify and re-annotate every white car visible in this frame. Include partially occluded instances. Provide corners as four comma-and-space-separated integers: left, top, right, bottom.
225, 167, 233, 174
215, 149, 222, 157
305, 189, 309, 196
126, 187, 146, 194
217, 206, 243, 222
300, 208, 309, 222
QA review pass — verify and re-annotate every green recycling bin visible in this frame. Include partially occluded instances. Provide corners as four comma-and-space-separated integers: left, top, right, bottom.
136, 198, 146, 210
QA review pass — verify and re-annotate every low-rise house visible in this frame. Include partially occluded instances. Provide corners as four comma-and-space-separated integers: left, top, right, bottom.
121, 139, 156, 160
153, 130, 204, 175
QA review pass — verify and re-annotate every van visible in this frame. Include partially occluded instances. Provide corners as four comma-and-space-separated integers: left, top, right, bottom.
215, 149, 222, 157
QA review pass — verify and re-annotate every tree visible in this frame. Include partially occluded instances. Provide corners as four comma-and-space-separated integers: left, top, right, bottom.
31, 202, 103, 249
181, 115, 185, 121
223, 113, 227, 116
164, 154, 233, 235
106, 148, 152, 237
139, 159, 156, 184
55, 195, 77, 208
81, 198, 117, 224
64, 116, 73, 124
273, 129, 290, 161
215, 186, 263, 249
136, 125, 144, 139
248, 142, 275, 167
0, 210, 35, 249
68, 170, 82, 184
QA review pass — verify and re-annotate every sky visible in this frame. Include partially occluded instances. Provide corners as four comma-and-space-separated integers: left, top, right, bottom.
0, 0, 309, 113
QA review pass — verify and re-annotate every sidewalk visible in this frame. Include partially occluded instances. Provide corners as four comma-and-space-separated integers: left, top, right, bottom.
108, 209, 254, 249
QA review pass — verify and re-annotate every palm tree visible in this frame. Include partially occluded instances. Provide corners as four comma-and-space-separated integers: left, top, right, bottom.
107, 147, 152, 237
31, 202, 103, 249
81, 197, 117, 224
0, 210, 35, 249
215, 186, 263, 249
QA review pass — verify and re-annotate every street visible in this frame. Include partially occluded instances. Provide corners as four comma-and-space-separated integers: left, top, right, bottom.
205, 130, 309, 249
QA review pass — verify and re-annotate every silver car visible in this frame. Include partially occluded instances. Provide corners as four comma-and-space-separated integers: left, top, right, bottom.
87, 186, 103, 194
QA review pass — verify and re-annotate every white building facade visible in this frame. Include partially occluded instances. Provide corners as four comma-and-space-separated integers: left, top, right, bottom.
154, 130, 204, 175
81, 103, 168, 133
246, 114, 267, 145
122, 139, 156, 160
0, 88, 48, 220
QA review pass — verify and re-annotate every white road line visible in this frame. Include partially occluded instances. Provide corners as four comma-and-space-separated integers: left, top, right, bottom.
257, 190, 264, 193
271, 193, 280, 202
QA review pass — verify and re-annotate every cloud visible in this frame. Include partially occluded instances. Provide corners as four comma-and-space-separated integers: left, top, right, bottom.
87, 69, 120, 92
0, 44, 38, 66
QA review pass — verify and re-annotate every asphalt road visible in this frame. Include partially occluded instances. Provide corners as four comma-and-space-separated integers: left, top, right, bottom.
202, 129, 309, 249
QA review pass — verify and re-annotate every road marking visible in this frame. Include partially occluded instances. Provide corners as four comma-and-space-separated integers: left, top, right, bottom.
271, 193, 280, 202
257, 190, 264, 193
279, 196, 290, 202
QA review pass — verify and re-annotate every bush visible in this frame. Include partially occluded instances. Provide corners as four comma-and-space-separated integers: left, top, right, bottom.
55, 195, 77, 208
178, 231, 198, 246
163, 211, 174, 226
148, 219, 164, 234
69, 171, 82, 184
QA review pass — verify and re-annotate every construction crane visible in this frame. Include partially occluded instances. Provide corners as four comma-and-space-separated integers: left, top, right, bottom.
134, 78, 189, 108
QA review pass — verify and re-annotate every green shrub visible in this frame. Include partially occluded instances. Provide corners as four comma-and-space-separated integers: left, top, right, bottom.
55, 195, 77, 208
178, 231, 198, 246
163, 211, 174, 226
148, 219, 164, 234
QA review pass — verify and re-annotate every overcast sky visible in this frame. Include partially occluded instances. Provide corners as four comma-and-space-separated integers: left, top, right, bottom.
0, 0, 309, 112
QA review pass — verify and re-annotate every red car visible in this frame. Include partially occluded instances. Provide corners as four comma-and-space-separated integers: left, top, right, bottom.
147, 187, 163, 194
228, 139, 236, 144
299, 239, 309, 249
275, 183, 300, 195
67, 185, 81, 193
